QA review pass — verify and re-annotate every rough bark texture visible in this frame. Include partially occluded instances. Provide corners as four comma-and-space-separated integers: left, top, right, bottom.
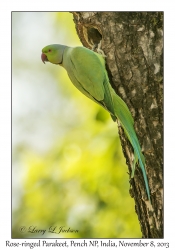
71, 12, 163, 238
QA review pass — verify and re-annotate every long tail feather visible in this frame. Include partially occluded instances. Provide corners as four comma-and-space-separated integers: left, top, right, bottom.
112, 91, 151, 201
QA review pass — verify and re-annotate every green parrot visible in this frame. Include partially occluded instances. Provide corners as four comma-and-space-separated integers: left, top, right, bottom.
41, 44, 150, 202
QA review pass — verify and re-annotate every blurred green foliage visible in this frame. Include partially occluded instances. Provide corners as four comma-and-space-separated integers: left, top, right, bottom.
12, 12, 141, 238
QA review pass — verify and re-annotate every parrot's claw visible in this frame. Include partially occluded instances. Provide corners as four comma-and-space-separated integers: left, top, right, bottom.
97, 48, 106, 57
92, 44, 97, 51
97, 40, 106, 57
92, 41, 106, 57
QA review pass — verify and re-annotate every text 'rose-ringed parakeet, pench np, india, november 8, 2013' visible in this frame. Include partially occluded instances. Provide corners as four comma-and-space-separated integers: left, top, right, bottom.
41, 44, 151, 202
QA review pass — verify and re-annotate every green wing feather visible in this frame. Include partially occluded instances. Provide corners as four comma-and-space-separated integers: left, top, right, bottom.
64, 47, 105, 101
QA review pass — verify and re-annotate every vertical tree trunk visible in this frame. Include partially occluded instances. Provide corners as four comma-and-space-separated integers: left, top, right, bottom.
72, 12, 163, 238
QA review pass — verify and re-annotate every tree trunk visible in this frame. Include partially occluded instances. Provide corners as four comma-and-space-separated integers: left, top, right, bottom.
72, 12, 163, 238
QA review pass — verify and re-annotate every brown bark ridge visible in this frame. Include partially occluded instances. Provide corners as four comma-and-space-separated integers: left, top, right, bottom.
71, 12, 163, 238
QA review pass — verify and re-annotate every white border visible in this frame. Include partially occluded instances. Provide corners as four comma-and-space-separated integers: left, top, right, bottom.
0, 0, 174, 248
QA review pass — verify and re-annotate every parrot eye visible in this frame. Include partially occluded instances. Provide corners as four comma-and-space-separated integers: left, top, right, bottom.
48, 49, 52, 52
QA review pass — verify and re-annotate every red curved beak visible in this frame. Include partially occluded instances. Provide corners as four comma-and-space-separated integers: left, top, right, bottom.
41, 53, 48, 64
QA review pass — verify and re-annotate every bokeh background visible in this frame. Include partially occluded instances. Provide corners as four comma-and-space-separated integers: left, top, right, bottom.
12, 12, 141, 238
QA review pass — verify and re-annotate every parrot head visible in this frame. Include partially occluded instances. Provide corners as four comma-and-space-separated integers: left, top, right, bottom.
41, 44, 67, 65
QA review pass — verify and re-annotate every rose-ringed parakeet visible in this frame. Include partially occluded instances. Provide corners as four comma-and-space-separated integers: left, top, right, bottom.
41, 44, 151, 202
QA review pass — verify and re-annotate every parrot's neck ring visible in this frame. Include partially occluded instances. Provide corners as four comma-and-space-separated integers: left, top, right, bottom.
57, 46, 67, 65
